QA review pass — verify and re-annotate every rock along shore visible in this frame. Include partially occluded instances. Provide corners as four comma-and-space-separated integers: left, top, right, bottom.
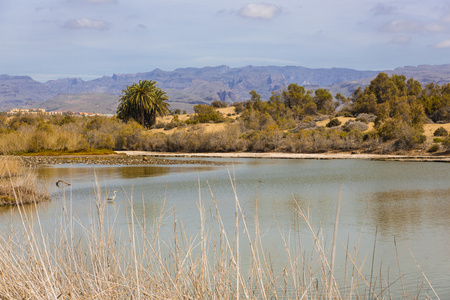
19, 155, 227, 167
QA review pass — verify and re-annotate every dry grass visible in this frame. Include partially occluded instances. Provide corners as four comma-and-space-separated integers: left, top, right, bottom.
154, 107, 240, 134
0, 157, 50, 206
0, 156, 24, 178
0, 173, 440, 299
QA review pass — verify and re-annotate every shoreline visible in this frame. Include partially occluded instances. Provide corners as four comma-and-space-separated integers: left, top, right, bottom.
17, 155, 227, 167
10, 151, 450, 166
116, 151, 450, 163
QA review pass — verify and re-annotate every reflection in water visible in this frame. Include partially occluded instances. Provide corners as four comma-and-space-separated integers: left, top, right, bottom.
0, 159, 449, 297
368, 188, 450, 236
119, 166, 168, 178
36, 164, 216, 182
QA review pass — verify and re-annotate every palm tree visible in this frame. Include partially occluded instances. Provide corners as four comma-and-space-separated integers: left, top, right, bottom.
117, 80, 170, 128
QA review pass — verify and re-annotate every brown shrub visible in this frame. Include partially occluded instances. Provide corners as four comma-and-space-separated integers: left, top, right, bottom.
0, 157, 49, 206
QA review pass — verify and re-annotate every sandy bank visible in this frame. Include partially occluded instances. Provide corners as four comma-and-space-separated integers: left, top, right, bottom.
116, 151, 450, 162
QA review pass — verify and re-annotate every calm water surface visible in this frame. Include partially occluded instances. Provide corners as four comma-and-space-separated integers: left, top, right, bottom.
1, 158, 449, 297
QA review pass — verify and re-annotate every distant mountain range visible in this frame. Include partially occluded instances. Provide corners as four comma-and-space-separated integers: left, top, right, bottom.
1, 64, 450, 113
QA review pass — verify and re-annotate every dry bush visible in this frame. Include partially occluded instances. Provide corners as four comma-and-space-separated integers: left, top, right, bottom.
291, 129, 332, 153
326, 118, 341, 127
0, 157, 49, 206
242, 126, 284, 152
140, 132, 168, 151
54, 125, 89, 151
355, 113, 377, 122
163, 125, 245, 152
0, 156, 24, 178
326, 129, 364, 151
205, 124, 246, 152
280, 128, 365, 153
433, 126, 448, 137
0, 132, 33, 154
342, 120, 368, 132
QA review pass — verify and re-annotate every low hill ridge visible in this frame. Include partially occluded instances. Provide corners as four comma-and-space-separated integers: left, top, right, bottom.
2, 64, 450, 113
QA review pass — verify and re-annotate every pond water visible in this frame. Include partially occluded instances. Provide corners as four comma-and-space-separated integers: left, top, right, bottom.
1, 158, 449, 297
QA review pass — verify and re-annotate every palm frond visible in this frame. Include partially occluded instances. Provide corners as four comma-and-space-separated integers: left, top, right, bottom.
116, 80, 170, 128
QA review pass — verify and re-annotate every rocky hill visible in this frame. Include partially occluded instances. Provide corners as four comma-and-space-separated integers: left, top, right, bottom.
1, 64, 450, 113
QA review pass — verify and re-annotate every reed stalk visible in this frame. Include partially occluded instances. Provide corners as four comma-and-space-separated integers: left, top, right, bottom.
0, 176, 440, 299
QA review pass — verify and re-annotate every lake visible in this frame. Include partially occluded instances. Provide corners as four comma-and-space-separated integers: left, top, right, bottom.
1, 158, 449, 298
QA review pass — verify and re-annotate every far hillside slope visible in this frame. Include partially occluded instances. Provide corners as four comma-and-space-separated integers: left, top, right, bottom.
2, 64, 450, 113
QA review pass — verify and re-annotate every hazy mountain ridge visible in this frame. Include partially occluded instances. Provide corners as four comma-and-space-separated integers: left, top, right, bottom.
1, 64, 450, 113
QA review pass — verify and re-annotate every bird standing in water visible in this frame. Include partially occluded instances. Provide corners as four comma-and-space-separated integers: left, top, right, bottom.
107, 191, 118, 202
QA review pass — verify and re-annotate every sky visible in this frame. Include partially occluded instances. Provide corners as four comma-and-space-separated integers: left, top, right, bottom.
1, 0, 450, 82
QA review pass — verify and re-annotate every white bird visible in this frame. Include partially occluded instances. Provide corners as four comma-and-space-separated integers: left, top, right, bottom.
107, 191, 118, 202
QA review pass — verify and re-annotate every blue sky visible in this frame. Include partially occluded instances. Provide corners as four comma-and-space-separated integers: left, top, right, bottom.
1, 0, 450, 81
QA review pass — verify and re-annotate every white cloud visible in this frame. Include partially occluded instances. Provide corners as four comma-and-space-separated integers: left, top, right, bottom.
64, 18, 110, 30
434, 39, 450, 48
238, 3, 280, 20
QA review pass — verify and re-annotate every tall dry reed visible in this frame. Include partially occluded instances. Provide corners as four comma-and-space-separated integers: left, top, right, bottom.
0, 176, 440, 299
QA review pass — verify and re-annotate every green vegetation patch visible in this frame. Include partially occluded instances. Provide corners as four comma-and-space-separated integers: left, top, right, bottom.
427, 144, 440, 153
433, 127, 448, 137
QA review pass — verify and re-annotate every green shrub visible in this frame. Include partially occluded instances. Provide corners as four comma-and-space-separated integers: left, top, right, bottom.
326, 118, 341, 127
417, 134, 427, 144
164, 122, 178, 130
233, 103, 245, 114
192, 104, 224, 123
85, 116, 105, 131
433, 138, 443, 143
164, 121, 186, 131
427, 144, 440, 153
342, 121, 368, 132
355, 117, 368, 123
211, 100, 227, 108
172, 115, 180, 123
304, 102, 318, 116
442, 137, 450, 150
153, 123, 165, 129
433, 127, 448, 137
185, 119, 199, 125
